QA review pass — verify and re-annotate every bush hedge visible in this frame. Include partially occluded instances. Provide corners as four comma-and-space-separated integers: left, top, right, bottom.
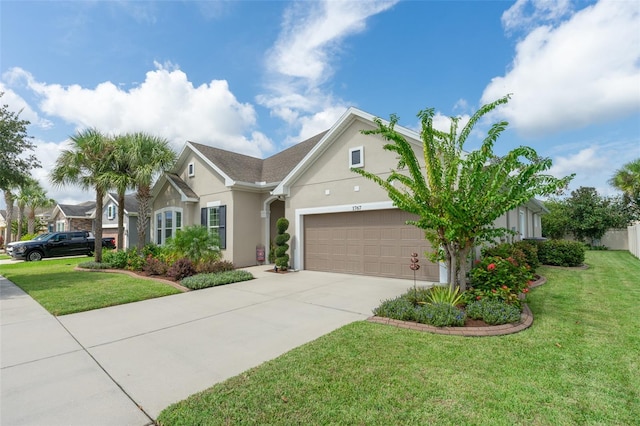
181, 270, 254, 290
536, 239, 585, 267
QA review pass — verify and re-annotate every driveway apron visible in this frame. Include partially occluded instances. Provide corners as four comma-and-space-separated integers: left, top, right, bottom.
1, 266, 419, 424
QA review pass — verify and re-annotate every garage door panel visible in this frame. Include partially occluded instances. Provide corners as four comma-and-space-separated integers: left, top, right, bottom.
304, 209, 438, 281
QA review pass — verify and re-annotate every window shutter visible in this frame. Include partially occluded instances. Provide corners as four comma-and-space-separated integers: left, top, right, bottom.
201, 208, 207, 226
219, 205, 226, 249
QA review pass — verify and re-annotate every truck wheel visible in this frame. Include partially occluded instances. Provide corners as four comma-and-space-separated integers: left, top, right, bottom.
27, 250, 44, 261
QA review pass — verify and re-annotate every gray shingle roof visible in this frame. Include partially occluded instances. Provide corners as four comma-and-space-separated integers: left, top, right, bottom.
58, 201, 95, 217
166, 173, 199, 200
108, 193, 140, 214
189, 130, 327, 185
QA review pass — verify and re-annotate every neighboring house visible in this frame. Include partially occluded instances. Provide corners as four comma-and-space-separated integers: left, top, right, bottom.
101, 193, 150, 249
151, 107, 546, 282
50, 201, 95, 232
0, 210, 6, 244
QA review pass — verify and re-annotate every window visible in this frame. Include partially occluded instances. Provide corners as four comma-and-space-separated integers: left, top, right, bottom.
154, 208, 183, 245
188, 162, 195, 177
201, 205, 226, 249
107, 204, 116, 220
56, 220, 65, 231
519, 210, 526, 239
349, 146, 364, 168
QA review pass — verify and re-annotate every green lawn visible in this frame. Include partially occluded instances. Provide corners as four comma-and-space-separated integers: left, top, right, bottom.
0, 253, 11, 260
0, 257, 181, 315
158, 251, 640, 426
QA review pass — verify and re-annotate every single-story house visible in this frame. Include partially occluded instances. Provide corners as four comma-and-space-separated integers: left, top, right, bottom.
101, 193, 150, 249
151, 107, 545, 283
50, 201, 95, 232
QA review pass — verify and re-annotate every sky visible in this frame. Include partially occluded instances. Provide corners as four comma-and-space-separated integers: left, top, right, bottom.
1, 0, 639, 207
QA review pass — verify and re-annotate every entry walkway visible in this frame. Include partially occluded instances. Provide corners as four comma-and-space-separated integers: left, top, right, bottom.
1, 266, 420, 425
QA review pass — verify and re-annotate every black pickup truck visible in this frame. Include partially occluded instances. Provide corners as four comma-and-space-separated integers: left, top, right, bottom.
10, 231, 116, 261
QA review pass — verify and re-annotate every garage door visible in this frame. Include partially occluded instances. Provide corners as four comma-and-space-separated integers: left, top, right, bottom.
304, 209, 439, 281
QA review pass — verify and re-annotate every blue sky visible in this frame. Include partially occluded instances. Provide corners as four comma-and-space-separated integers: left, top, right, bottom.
1, 0, 639, 206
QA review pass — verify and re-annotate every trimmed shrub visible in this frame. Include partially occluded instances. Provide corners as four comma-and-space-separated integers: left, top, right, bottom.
102, 249, 128, 269
181, 270, 254, 290
466, 299, 522, 325
196, 259, 235, 274
373, 297, 417, 322
513, 241, 541, 272
275, 217, 290, 270
144, 256, 169, 276
77, 261, 113, 269
536, 239, 585, 267
166, 258, 196, 281
165, 225, 222, 265
470, 255, 532, 306
415, 303, 466, 327
482, 243, 527, 267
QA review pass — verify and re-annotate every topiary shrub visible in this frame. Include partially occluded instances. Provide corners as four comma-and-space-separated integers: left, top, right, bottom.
166, 258, 196, 281
466, 299, 522, 325
196, 259, 235, 274
274, 217, 290, 271
181, 270, 254, 290
536, 239, 585, 267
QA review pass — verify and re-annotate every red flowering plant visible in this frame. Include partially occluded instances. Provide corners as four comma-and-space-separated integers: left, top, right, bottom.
466, 255, 533, 308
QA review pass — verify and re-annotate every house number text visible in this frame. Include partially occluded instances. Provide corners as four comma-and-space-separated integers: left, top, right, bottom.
352, 205, 362, 211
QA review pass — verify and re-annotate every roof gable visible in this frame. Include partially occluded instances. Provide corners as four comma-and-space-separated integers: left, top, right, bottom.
272, 107, 422, 196
55, 201, 96, 218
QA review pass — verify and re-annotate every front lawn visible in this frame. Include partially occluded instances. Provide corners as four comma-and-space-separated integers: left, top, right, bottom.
0, 257, 181, 315
158, 251, 640, 425
0, 253, 11, 260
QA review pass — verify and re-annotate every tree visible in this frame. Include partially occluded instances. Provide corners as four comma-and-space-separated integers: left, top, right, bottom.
0, 92, 41, 245
565, 187, 633, 244
15, 177, 41, 240
25, 180, 55, 234
541, 198, 572, 239
98, 134, 136, 250
127, 132, 176, 251
352, 96, 573, 291
50, 128, 113, 262
609, 158, 640, 216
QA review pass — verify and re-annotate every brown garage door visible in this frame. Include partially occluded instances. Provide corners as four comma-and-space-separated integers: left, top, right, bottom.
304, 209, 439, 281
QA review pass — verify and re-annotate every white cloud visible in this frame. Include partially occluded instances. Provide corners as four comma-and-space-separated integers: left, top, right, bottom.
0, 84, 53, 129
483, 0, 640, 137
432, 113, 471, 135
502, 0, 573, 32
258, 0, 398, 141
5, 64, 273, 157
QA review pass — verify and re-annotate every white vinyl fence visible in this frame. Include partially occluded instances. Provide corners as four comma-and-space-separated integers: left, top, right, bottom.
629, 223, 640, 260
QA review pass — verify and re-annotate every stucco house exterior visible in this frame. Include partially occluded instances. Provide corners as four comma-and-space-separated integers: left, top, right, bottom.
151, 107, 545, 283
101, 193, 150, 249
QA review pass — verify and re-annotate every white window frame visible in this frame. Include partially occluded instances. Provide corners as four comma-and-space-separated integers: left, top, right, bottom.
188, 162, 195, 177
519, 210, 526, 239
56, 220, 65, 232
154, 207, 183, 245
107, 204, 116, 220
349, 146, 364, 168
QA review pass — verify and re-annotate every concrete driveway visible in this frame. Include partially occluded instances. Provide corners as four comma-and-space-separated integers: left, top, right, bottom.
1, 266, 421, 425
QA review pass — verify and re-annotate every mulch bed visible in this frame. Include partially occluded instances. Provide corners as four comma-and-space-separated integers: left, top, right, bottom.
367, 274, 546, 337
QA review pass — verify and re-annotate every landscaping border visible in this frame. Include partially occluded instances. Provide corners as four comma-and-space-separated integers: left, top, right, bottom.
367, 274, 546, 337
74, 266, 190, 292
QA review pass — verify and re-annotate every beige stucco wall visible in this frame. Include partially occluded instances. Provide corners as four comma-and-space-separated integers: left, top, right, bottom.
231, 190, 264, 267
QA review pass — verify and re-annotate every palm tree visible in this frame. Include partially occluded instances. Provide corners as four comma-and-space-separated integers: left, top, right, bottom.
128, 132, 176, 251
15, 177, 40, 240
50, 128, 114, 263
609, 158, 640, 214
25, 181, 55, 235
97, 134, 135, 250
2, 187, 16, 244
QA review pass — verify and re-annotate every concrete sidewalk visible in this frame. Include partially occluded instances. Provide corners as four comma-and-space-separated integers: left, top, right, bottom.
1, 266, 420, 425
